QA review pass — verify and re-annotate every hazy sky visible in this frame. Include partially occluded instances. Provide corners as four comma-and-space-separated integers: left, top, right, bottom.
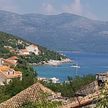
0, 0, 108, 21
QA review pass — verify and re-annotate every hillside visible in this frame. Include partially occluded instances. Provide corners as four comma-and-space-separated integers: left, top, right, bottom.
0, 31, 67, 105
0, 10, 108, 53
0, 32, 66, 62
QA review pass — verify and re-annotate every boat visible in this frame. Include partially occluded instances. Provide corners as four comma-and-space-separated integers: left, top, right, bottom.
71, 63, 80, 68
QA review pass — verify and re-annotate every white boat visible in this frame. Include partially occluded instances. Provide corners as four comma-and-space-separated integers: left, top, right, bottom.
71, 64, 80, 68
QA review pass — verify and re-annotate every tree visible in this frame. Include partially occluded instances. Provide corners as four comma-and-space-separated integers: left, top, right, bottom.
68, 76, 81, 105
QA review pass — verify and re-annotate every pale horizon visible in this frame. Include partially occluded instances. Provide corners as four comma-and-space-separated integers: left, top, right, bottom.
0, 0, 108, 21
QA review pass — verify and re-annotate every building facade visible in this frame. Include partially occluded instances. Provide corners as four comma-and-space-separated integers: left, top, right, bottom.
0, 66, 22, 85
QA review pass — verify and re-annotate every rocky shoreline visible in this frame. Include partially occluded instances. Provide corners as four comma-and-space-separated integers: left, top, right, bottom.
45, 58, 72, 66
30, 58, 72, 66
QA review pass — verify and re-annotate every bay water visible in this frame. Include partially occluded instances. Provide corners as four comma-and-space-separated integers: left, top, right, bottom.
34, 52, 108, 82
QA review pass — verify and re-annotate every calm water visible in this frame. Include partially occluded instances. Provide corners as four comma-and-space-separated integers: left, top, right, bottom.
34, 52, 108, 82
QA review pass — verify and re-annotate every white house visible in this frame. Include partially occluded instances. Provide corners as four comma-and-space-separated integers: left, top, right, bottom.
18, 44, 40, 56
25, 44, 40, 55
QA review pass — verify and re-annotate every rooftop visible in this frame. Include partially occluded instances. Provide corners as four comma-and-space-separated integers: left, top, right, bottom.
0, 66, 22, 79
4, 59, 17, 65
0, 66, 10, 72
96, 72, 108, 77
7, 56, 18, 60
20, 49, 28, 52
26, 44, 38, 48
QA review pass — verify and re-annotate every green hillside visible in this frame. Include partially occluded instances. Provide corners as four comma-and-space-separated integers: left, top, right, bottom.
0, 32, 66, 61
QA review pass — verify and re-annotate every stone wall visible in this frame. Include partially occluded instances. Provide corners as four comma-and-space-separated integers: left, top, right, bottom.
0, 82, 55, 108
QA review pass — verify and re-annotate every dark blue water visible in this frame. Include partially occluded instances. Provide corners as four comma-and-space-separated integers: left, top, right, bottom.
34, 52, 108, 81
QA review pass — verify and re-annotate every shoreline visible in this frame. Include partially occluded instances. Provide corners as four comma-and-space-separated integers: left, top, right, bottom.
30, 58, 72, 66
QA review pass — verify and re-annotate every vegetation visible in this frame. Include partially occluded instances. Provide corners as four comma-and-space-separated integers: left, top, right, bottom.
21, 101, 62, 108
23, 52, 65, 64
0, 32, 36, 102
42, 75, 95, 97
0, 57, 36, 103
96, 81, 108, 108
0, 32, 66, 61
0, 32, 65, 105
0, 32, 28, 48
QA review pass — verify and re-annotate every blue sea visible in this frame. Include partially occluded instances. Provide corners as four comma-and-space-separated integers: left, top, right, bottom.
34, 52, 108, 82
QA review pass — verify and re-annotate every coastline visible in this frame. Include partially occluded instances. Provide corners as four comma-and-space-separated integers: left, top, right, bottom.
30, 58, 72, 66
44, 58, 72, 66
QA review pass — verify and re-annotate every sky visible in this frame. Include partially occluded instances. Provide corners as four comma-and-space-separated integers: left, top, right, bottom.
0, 0, 108, 21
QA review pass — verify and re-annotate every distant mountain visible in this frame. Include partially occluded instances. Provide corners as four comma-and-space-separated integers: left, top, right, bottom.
0, 10, 108, 53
